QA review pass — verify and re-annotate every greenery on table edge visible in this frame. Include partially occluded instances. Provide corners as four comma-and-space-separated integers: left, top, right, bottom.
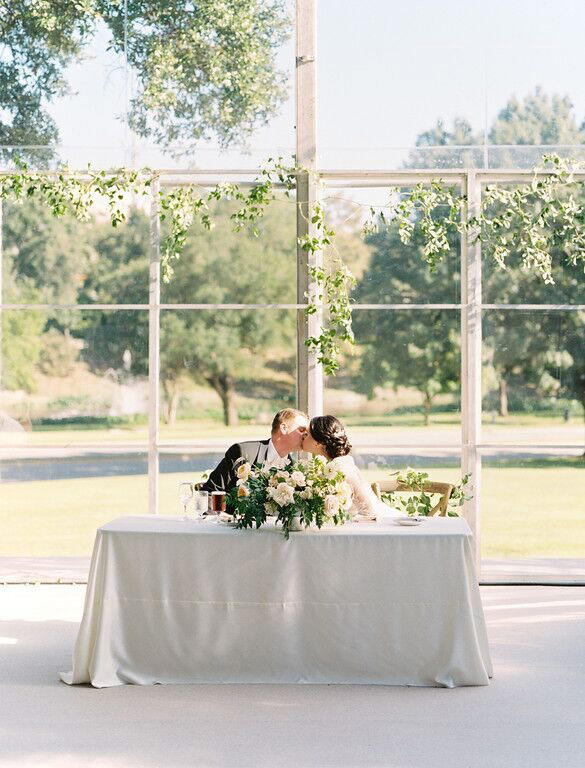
381, 468, 473, 518
2, 153, 584, 375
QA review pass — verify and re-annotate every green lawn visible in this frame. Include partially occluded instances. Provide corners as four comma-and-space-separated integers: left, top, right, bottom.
1, 466, 583, 558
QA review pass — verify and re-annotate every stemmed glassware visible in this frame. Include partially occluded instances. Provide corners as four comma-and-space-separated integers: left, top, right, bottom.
179, 482, 193, 518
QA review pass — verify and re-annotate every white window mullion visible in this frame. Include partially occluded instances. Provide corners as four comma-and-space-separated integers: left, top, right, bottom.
148, 179, 161, 514
461, 171, 483, 573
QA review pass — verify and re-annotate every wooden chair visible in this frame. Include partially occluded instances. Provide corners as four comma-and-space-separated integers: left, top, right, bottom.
370, 479, 454, 516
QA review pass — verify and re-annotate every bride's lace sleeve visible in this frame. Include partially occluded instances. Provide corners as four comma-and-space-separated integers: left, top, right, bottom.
331, 456, 378, 517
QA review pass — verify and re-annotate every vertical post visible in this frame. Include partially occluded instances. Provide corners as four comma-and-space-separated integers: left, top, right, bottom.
296, 0, 323, 417
0, 199, 3, 390
461, 172, 483, 574
148, 179, 161, 514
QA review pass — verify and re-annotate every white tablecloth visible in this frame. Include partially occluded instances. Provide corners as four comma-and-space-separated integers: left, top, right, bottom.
61, 515, 492, 688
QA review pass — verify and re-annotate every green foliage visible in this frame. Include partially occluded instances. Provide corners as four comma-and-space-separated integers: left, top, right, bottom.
0, 273, 45, 392
0, 0, 96, 163
38, 329, 79, 377
474, 154, 585, 284
2, 198, 97, 304
0, 1, 291, 159
0, 159, 355, 379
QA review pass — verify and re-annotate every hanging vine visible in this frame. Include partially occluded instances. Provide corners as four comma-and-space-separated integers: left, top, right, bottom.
365, 154, 585, 285
0, 158, 354, 376
2, 153, 581, 379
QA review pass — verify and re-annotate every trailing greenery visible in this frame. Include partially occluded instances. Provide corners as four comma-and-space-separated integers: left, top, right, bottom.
2, 153, 584, 380
0, 158, 353, 376
368, 154, 585, 285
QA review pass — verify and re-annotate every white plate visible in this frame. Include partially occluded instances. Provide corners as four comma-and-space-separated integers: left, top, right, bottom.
395, 517, 424, 526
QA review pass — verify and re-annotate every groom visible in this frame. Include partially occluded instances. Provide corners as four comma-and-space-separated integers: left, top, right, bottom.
200, 408, 309, 493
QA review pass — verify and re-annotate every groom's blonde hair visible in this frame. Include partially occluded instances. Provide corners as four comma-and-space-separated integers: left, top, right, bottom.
271, 408, 308, 434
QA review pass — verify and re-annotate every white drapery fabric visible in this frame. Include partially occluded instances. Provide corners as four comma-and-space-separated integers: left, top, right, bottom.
61, 516, 492, 688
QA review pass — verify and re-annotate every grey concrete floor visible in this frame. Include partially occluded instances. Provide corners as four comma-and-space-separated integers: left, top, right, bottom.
1, 585, 584, 768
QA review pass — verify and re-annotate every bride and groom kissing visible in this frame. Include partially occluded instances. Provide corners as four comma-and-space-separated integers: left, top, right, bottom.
201, 408, 397, 520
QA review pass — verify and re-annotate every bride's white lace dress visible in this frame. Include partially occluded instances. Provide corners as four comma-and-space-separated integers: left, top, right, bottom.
328, 455, 401, 520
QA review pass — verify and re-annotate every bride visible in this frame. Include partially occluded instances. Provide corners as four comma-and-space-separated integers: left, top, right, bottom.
301, 415, 401, 521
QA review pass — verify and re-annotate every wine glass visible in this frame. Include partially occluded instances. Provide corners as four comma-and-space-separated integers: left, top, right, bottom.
193, 490, 209, 520
179, 482, 193, 518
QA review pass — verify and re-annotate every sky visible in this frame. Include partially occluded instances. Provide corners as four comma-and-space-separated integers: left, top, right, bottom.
44, 0, 585, 169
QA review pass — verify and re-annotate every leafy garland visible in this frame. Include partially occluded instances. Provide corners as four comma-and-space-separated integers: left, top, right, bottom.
1, 153, 583, 377
365, 154, 585, 284
0, 159, 354, 375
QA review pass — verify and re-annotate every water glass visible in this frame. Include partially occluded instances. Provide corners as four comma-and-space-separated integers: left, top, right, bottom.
193, 491, 209, 519
179, 482, 193, 517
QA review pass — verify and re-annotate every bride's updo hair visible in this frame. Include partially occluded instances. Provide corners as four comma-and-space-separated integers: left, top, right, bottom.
309, 415, 351, 459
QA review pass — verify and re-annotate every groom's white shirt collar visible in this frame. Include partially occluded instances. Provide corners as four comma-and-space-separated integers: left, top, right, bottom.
265, 438, 279, 465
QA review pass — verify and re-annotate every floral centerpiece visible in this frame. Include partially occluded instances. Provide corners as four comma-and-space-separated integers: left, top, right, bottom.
226, 456, 353, 539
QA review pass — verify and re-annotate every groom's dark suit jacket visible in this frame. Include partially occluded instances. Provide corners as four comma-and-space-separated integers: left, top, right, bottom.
201, 439, 290, 493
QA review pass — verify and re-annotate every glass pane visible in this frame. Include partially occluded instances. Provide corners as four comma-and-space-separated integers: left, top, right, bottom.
158, 309, 297, 442
160, 194, 296, 304
0, 451, 148, 557
317, 0, 484, 169
323, 186, 461, 305
317, 0, 585, 170
482, 452, 585, 576
0, 310, 149, 446
2, 202, 150, 305
482, 310, 585, 445
325, 309, 461, 447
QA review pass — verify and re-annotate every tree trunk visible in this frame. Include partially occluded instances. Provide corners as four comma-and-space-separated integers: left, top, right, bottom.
207, 373, 238, 427
498, 377, 508, 418
422, 393, 432, 426
161, 379, 180, 425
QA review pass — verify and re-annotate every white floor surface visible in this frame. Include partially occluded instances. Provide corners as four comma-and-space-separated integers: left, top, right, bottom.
0, 585, 584, 768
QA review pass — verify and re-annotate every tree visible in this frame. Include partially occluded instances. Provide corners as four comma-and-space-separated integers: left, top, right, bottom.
81, 200, 297, 425
0, 0, 94, 163
352, 224, 461, 424
2, 199, 97, 304
403, 88, 585, 418
0, 1, 291, 162
0, 271, 45, 392
489, 87, 585, 145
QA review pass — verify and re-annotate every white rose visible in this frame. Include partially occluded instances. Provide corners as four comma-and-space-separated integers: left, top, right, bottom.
273, 482, 296, 507
324, 494, 340, 517
299, 488, 314, 500
325, 463, 340, 480
305, 478, 314, 487
236, 462, 252, 481
237, 484, 250, 498
291, 470, 306, 487
264, 501, 278, 516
